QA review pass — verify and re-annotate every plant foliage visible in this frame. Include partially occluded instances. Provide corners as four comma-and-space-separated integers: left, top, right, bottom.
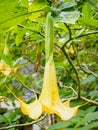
0, 0, 98, 129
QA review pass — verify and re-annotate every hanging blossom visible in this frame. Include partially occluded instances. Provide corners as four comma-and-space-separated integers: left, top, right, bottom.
0, 61, 17, 76
8, 56, 79, 121
7, 13, 80, 121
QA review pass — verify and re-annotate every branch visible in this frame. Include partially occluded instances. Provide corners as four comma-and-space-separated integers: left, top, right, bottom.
62, 85, 98, 106
80, 96, 98, 106
63, 96, 98, 106
61, 47, 81, 98
60, 30, 98, 98
59, 23, 81, 98
64, 23, 72, 40
15, 76, 40, 95
61, 23, 72, 49
60, 27, 98, 102
18, 24, 45, 38
61, 30, 98, 49
0, 114, 46, 130
78, 64, 98, 79
77, 30, 98, 38
73, 44, 98, 79
0, 10, 43, 25
22, 55, 34, 64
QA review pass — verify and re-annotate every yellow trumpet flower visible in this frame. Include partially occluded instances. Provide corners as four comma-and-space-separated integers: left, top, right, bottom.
39, 56, 78, 120
8, 56, 79, 120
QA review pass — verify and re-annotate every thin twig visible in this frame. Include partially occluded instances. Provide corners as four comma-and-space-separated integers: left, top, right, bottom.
60, 23, 81, 98
15, 76, 40, 95
60, 28, 98, 98
0, 10, 43, 25
61, 47, 81, 98
61, 30, 98, 49
73, 44, 98, 79
62, 85, 98, 105
61, 23, 72, 49
22, 55, 34, 64
77, 30, 98, 38
0, 114, 46, 130
64, 23, 72, 40
78, 64, 98, 79
18, 24, 45, 38
80, 96, 98, 106
61, 85, 78, 96
63, 96, 98, 106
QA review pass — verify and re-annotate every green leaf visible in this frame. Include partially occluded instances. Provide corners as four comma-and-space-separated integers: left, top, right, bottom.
48, 121, 71, 130
89, 90, 98, 97
53, 11, 80, 24
57, 1, 77, 11
79, 17, 98, 28
28, 0, 47, 21
93, 12, 98, 19
12, 114, 21, 122
0, 115, 6, 122
84, 111, 98, 123
15, 26, 26, 46
77, 121, 98, 130
0, 0, 29, 29
81, 75, 96, 85
1, 54, 13, 66
82, 3, 92, 18
21, 0, 28, 8
85, 106, 96, 113
29, 0, 47, 11
0, 30, 5, 43
0, 77, 7, 86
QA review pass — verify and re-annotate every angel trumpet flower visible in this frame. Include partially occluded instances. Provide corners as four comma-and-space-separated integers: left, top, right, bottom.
39, 56, 78, 120
8, 56, 78, 120
8, 13, 79, 121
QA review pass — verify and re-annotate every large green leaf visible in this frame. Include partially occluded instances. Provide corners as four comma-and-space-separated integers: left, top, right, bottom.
21, 0, 28, 8
28, 0, 47, 12
89, 90, 98, 97
0, 115, 6, 122
0, 0, 29, 29
83, 111, 98, 123
15, 26, 26, 46
82, 3, 92, 18
79, 17, 98, 28
0, 77, 7, 86
81, 75, 96, 85
53, 11, 80, 24
28, 0, 47, 21
57, 1, 77, 11
48, 121, 71, 130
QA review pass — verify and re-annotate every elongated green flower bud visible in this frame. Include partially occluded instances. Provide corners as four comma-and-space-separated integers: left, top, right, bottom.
45, 13, 54, 61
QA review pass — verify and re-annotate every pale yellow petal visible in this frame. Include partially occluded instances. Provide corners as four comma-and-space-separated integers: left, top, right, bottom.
28, 100, 42, 120
18, 99, 42, 120
63, 100, 70, 107
52, 103, 78, 121
2, 69, 11, 75
40, 57, 60, 107
42, 104, 56, 114
7, 87, 42, 120
18, 99, 29, 115
0, 63, 11, 75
